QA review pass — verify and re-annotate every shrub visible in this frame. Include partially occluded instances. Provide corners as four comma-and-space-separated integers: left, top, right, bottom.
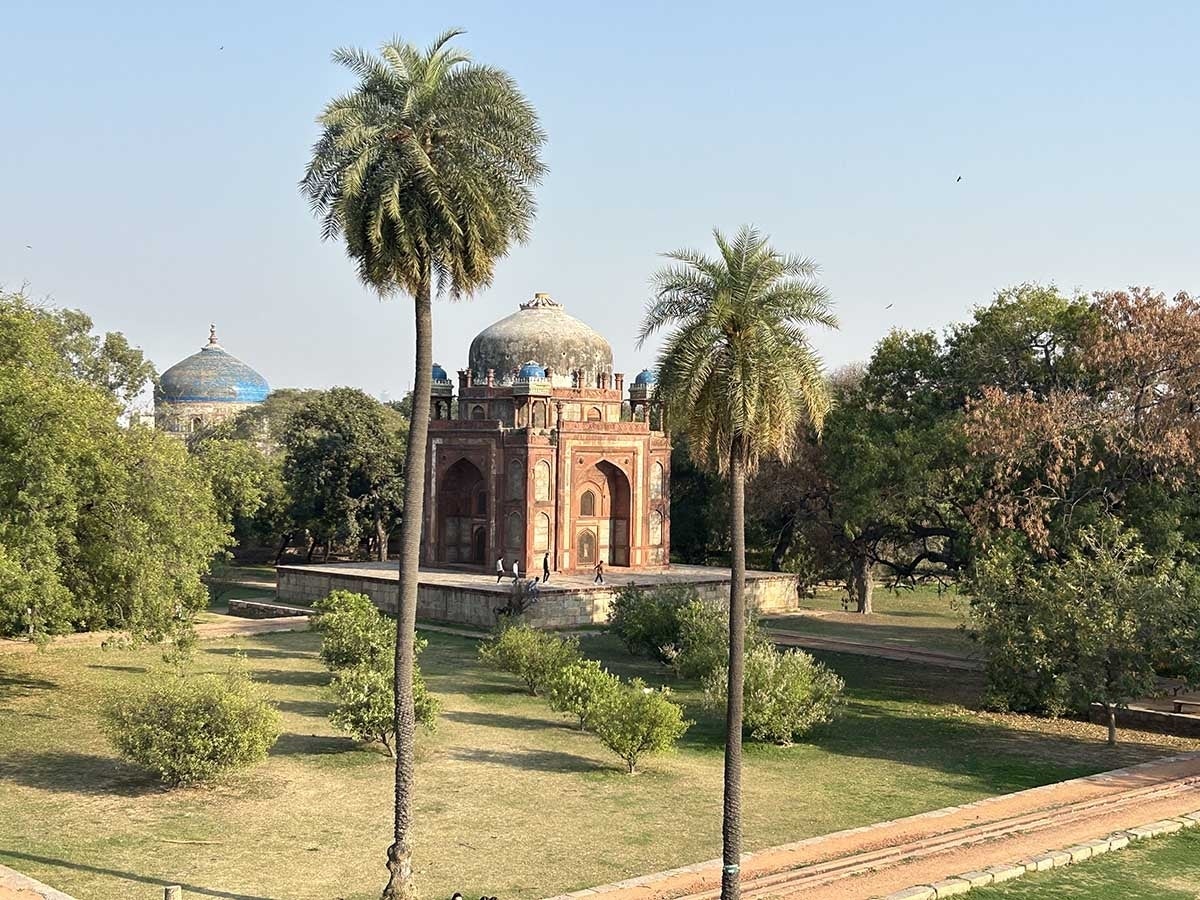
102, 671, 281, 786
670, 596, 768, 680
478, 624, 581, 695
329, 660, 440, 755
310, 590, 393, 670
547, 658, 621, 730
589, 678, 691, 774
706, 645, 844, 745
607, 584, 698, 662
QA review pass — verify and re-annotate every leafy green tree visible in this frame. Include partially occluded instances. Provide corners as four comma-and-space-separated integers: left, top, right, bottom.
103, 670, 281, 786
302, 30, 545, 896
281, 388, 405, 561
330, 659, 440, 756
478, 624, 581, 696
971, 519, 1200, 745
547, 659, 621, 730
39, 303, 157, 407
0, 293, 227, 639
589, 679, 691, 774
311, 590, 397, 671
639, 226, 835, 900
706, 646, 843, 745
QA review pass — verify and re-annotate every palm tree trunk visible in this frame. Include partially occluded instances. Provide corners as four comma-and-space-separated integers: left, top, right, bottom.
383, 275, 433, 900
721, 434, 747, 900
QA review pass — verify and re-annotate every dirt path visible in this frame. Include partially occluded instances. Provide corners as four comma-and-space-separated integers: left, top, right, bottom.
0, 615, 310, 655
545, 753, 1200, 900
765, 629, 983, 671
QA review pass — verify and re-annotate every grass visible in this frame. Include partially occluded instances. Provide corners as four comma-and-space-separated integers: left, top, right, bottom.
763, 583, 979, 657
0, 629, 1194, 900
971, 829, 1200, 898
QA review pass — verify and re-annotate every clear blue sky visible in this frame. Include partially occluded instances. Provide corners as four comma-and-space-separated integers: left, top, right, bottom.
3, 1, 1198, 403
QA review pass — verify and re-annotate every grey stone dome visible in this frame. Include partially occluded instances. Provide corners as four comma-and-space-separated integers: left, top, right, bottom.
469, 293, 613, 385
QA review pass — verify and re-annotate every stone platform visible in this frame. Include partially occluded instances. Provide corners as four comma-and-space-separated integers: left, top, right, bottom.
276, 562, 798, 629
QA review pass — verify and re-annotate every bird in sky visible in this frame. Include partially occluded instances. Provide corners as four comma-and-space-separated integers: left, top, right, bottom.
25, 244, 32, 249
956, 176, 963, 182
885, 303, 894, 309
219, 45, 224, 51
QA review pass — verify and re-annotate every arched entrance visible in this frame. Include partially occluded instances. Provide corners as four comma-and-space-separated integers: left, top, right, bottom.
438, 458, 488, 566
575, 460, 630, 568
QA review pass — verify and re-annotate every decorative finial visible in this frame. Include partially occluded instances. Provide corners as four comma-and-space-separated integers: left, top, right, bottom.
208, 324, 218, 346
520, 292, 562, 310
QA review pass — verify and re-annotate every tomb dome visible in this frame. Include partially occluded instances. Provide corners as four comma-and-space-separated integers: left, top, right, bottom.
157, 326, 269, 404
468, 293, 613, 385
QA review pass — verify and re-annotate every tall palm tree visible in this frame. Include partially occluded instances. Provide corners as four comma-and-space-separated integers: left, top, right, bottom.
301, 30, 545, 900
638, 226, 835, 900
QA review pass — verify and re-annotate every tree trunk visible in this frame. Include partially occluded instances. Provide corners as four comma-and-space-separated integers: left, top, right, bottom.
274, 532, 291, 565
382, 277, 433, 900
769, 516, 795, 572
306, 535, 317, 563
376, 511, 388, 563
851, 552, 873, 615
1106, 704, 1118, 747
721, 434, 747, 900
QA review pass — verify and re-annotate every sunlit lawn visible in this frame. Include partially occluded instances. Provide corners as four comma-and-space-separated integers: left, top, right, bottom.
0, 627, 1193, 900
763, 583, 979, 657
971, 829, 1200, 899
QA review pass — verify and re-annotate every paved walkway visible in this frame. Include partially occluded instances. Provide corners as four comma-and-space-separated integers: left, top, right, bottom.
545, 752, 1200, 900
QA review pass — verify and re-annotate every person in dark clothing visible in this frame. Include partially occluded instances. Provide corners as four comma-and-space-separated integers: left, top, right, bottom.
593, 559, 605, 584
542, 552, 550, 583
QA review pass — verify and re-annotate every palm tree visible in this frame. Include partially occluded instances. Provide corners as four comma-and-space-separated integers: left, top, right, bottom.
301, 30, 545, 900
638, 226, 835, 900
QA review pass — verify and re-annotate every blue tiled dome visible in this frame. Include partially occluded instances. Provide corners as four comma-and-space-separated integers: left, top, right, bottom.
634, 368, 657, 385
432, 363, 449, 381
157, 327, 269, 404
518, 360, 547, 379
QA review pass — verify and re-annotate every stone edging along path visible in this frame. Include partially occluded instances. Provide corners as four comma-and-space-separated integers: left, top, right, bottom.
542, 752, 1200, 900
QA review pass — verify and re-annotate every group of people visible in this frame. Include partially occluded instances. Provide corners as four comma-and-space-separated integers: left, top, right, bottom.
493, 553, 607, 584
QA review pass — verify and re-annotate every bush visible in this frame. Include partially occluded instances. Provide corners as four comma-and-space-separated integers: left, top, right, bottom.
706, 645, 843, 745
310, 590, 393, 670
607, 584, 699, 662
547, 658, 621, 730
478, 623, 581, 695
329, 660, 440, 755
102, 671, 281, 786
669, 596, 768, 680
589, 678, 691, 773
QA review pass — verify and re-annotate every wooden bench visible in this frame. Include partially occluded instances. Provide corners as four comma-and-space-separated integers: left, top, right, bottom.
1172, 699, 1200, 714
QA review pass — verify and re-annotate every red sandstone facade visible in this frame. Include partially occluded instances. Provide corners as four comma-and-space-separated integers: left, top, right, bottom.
419, 295, 670, 576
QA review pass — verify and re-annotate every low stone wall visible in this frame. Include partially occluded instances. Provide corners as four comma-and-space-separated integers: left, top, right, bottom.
0, 864, 78, 900
277, 567, 798, 630
1089, 703, 1200, 739
227, 598, 312, 619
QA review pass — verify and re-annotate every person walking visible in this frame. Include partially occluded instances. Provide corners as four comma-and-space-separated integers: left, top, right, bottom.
495, 557, 505, 584
593, 559, 605, 584
512, 559, 520, 583
542, 552, 551, 583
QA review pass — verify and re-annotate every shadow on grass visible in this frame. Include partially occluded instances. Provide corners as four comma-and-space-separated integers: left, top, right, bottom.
274, 698, 334, 718
448, 746, 597, 773
205, 647, 309, 661
0, 750, 160, 797
86, 664, 148, 674
247, 668, 329, 688
0, 849, 276, 900
443, 709, 557, 731
0, 671, 57, 700
269, 732, 355, 756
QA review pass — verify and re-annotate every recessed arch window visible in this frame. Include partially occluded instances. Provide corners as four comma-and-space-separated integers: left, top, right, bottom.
580, 489, 596, 517
578, 529, 597, 564
534, 460, 551, 502
649, 510, 663, 546
471, 405, 486, 420
650, 461, 665, 500
474, 490, 488, 516
587, 406, 602, 422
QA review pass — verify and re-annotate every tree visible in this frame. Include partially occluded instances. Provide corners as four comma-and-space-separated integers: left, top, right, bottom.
39, 303, 157, 408
281, 388, 405, 561
589, 679, 691, 774
0, 293, 228, 639
302, 30, 545, 896
638, 226, 835, 900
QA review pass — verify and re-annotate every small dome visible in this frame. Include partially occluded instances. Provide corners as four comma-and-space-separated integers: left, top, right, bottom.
518, 360, 547, 379
432, 363, 449, 381
156, 326, 269, 405
469, 293, 613, 386
634, 368, 657, 385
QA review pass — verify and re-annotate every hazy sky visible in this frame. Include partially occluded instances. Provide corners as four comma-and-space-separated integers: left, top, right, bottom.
4, 1, 1198, 402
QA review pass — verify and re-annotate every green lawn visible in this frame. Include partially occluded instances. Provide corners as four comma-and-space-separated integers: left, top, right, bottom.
0, 628, 1193, 900
763, 583, 980, 657
972, 829, 1200, 899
